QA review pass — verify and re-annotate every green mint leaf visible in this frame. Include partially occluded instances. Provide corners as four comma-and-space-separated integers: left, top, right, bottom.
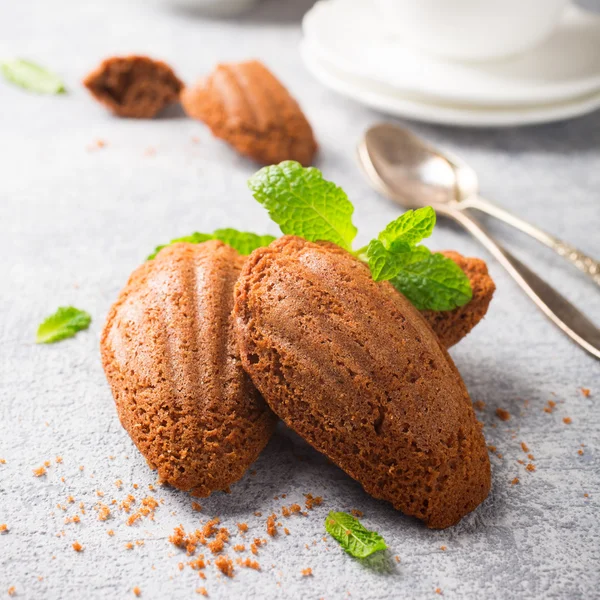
36, 307, 91, 344
147, 230, 275, 260
248, 161, 358, 251
378, 207, 435, 250
212, 229, 276, 256
1, 59, 66, 94
390, 248, 473, 311
325, 511, 387, 559
366, 239, 411, 281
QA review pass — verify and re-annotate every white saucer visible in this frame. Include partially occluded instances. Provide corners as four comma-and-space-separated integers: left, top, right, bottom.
301, 41, 600, 127
302, 0, 600, 108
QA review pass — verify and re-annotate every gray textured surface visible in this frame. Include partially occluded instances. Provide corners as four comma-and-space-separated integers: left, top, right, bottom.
1, 1, 600, 598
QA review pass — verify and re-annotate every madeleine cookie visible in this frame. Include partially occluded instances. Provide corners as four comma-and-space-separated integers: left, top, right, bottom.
84, 55, 183, 118
181, 60, 317, 166
423, 251, 495, 348
101, 241, 277, 496
234, 237, 490, 529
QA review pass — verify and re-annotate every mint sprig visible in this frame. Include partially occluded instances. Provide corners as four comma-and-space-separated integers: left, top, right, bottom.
1, 59, 66, 94
248, 162, 472, 311
248, 161, 357, 251
36, 307, 91, 344
325, 511, 387, 559
148, 229, 276, 260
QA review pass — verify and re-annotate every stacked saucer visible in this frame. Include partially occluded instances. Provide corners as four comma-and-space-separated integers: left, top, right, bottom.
301, 0, 600, 127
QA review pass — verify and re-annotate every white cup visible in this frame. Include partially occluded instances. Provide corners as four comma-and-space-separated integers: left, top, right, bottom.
375, 0, 570, 62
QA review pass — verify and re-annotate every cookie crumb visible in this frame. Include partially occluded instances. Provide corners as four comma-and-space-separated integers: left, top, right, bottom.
238, 558, 260, 570
578, 449, 584, 456
233, 544, 245, 552
495, 408, 510, 421
395, 555, 400, 563
107, 530, 115, 536
72, 541, 83, 552
8, 587, 16, 596
0, 524, 7, 533
440, 546, 447, 551
214, 556, 234, 578
520, 442, 529, 453
33, 466, 46, 477
301, 568, 312, 577
563, 417, 572, 424
511, 477, 520, 485
526, 464, 536, 472
196, 588, 207, 596
581, 388, 591, 397
192, 502, 202, 512
473, 400, 485, 411
237, 523, 248, 533
304, 494, 323, 510
133, 587, 141, 597
266, 514, 277, 536
435, 589, 443, 595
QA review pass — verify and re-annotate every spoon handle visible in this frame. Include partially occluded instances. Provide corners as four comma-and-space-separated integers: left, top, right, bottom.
441, 207, 600, 360
461, 195, 600, 287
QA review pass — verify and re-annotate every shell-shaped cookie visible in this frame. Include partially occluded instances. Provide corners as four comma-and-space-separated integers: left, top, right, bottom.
84, 55, 184, 118
423, 251, 495, 348
101, 241, 277, 496
234, 236, 490, 529
181, 60, 317, 166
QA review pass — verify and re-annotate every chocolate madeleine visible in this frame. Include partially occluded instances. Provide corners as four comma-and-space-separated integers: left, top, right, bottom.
101, 241, 277, 496
234, 236, 490, 529
84, 55, 183, 118
423, 251, 495, 348
181, 60, 317, 166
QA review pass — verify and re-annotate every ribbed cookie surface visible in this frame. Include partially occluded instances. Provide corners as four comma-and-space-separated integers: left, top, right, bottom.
101, 241, 276, 496
234, 236, 490, 529
181, 60, 317, 166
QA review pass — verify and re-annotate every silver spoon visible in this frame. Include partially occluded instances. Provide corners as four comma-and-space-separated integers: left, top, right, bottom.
358, 122, 600, 360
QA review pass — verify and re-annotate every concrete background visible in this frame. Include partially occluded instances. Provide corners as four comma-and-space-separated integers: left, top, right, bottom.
1, 1, 599, 598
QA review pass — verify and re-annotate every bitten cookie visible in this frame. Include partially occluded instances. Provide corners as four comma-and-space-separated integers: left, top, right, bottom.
181, 60, 317, 166
234, 237, 490, 529
84, 55, 183, 118
423, 251, 495, 348
101, 241, 277, 496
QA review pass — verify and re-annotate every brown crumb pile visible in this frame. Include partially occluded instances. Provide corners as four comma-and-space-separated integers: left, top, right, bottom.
250, 538, 265, 555
495, 408, 511, 421
126, 496, 159, 526
72, 541, 83, 552
189, 555, 206, 571
33, 466, 47, 477
214, 556, 234, 578
281, 504, 301, 518
237, 558, 260, 570
301, 568, 312, 577
544, 400, 556, 414
233, 544, 245, 552
207, 528, 229, 555
304, 494, 323, 511
97, 504, 111, 521
64, 515, 80, 525
266, 514, 278, 536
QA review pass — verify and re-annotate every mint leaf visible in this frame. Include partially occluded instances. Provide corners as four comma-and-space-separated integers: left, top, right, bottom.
212, 229, 276, 256
325, 511, 387, 559
1, 59, 66, 94
366, 239, 410, 281
36, 307, 91, 344
390, 248, 473, 311
378, 207, 435, 250
147, 230, 275, 260
248, 161, 357, 251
